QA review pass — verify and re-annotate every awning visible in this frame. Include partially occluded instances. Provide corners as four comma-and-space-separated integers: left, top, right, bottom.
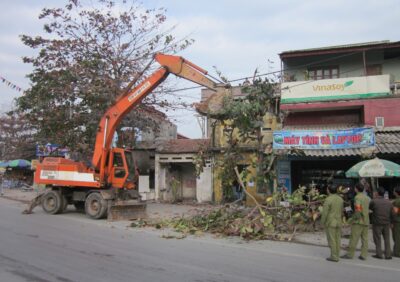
375, 131, 400, 154
277, 147, 375, 157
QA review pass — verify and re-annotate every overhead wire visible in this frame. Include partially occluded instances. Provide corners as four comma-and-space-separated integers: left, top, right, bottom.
161, 51, 400, 112
156, 49, 400, 95
153, 51, 363, 94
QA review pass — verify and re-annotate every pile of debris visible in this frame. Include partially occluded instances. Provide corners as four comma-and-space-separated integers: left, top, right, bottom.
131, 187, 326, 241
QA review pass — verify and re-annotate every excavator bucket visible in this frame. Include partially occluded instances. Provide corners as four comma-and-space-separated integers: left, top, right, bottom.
107, 200, 147, 221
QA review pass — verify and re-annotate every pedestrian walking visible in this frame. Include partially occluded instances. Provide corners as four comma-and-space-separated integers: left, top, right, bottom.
341, 183, 370, 260
321, 184, 344, 262
369, 187, 393, 259
393, 187, 400, 258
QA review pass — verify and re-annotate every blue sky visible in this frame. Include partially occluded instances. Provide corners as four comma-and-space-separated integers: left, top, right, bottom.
1, 0, 399, 137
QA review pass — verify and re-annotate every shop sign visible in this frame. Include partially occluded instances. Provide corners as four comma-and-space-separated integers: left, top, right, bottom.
36, 143, 69, 157
273, 127, 374, 150
281, 75, 390, 104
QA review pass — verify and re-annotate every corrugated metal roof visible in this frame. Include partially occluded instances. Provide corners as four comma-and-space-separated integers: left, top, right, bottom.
282, 124, 362, 130
376, 126, 400, 132
280, 40, 390, 55
294, 147, 375, 157
279, 40, 400, 59
375, 131, 400, 154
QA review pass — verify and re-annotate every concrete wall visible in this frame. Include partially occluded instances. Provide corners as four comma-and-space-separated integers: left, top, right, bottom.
142, 120, 177, 142
138, 175, 156, 201
155, 153, 213, 203
132, 150, 154, 174
196, 166, 212, 203
154, 161, 167, 201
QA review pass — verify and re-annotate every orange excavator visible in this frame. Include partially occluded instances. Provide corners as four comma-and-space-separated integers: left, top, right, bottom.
29, 53, 222, 220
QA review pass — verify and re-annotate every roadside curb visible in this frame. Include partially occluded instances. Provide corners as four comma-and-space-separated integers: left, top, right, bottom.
0, 195, 30, 204
294, 237, 376, 253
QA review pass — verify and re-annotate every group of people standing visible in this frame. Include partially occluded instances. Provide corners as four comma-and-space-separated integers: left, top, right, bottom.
321, 183, 400, 262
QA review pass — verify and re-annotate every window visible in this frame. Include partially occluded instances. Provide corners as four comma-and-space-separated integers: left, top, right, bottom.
113, 153, 124, 167
113, 152, 126, 178
375, 117, 384, 128
366, 64, 382, 76
308, 66, 339, 80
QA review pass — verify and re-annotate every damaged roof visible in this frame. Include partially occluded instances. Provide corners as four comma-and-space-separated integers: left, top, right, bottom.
157, 139, 209, 154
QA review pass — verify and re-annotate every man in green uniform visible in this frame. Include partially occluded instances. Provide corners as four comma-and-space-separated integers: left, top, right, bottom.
321, 184, 344, 262
341, 183, 370, 260
393, 187, 400, 257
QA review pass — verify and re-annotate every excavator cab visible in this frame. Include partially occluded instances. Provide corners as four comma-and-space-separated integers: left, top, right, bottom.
106, 148, 144, 221
107, 148, 137, 189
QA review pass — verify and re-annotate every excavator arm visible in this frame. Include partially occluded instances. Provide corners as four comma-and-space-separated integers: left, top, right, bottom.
92, 53, 221, 180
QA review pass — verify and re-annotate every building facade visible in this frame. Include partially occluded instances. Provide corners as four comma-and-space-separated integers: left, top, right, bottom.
275, 40, 400, 195
199, 86, 280, 204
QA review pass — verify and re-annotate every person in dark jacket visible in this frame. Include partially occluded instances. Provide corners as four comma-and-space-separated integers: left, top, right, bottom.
369, 187, 393, 259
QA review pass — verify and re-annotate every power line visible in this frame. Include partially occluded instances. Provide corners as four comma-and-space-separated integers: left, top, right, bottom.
155, 51, 363, 94
157, 49, 400, 95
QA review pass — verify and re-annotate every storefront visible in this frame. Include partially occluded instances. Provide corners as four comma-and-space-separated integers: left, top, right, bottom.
274, 127, 376, 193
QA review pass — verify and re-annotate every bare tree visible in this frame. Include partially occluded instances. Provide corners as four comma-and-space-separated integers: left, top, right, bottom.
17, 0, 193, 155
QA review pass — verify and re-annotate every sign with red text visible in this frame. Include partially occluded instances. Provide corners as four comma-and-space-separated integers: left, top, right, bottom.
273, 128, 374, 150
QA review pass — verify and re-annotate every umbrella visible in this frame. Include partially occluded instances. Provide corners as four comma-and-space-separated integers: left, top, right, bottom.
0, 161, 9, 168
6, 159, 31, 168
346, 158, 400, 178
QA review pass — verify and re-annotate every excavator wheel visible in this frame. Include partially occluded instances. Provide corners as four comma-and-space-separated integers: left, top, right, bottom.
41, 190, 64, 215
61, 193, 69, 212
85, 192, 107, 219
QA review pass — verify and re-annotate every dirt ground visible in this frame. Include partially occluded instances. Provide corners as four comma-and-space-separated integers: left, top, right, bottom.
0, 187, 218, 220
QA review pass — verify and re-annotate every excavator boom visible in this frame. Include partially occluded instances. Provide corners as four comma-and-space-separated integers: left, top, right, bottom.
92, 53, 220, 174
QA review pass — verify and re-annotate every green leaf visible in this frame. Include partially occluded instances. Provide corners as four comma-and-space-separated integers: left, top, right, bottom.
344, 80, 353, 87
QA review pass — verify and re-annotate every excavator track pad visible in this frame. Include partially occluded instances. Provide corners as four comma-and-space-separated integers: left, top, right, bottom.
107, 200, 146, 221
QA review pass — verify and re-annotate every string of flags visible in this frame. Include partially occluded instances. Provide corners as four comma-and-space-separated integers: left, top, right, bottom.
0, 75, 24, 93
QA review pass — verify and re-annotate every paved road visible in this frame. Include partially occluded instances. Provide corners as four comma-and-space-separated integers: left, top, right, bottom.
0, 198, 399, 282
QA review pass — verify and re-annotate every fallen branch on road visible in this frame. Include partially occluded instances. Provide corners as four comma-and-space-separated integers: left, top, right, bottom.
130, 186, 325, 241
